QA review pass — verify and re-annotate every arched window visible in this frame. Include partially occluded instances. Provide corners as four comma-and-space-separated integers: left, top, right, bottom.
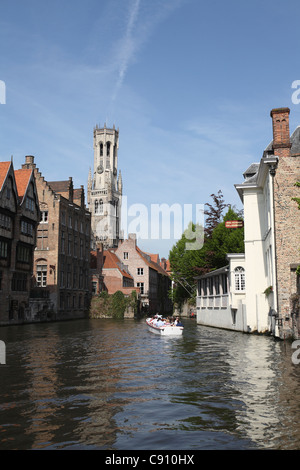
106, 142, 110, 157
234, 266, 245, 291
99, 199, 103, 214
100, 143, 103, 156
95, 200, 98, 214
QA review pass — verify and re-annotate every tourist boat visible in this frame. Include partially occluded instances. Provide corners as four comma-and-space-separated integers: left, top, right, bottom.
146, 318, 184, 336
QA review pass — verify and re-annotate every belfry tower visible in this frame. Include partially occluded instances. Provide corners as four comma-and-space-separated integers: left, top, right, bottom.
87, 124, 123, 249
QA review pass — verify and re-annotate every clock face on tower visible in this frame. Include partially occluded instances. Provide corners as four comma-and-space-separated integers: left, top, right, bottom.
97, 165, 103, 174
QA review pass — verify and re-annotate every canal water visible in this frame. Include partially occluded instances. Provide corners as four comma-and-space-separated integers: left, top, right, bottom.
0, 318, 299, 450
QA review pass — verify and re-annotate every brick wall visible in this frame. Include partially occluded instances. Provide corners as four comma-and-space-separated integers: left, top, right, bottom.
271, 108, 300, 338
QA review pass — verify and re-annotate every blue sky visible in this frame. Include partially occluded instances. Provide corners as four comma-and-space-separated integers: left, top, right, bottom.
1, 0, 300, 258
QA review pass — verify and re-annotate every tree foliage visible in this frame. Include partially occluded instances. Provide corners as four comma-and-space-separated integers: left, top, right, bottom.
169, 191, 244, 305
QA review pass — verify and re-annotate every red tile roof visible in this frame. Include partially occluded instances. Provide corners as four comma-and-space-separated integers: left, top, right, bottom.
14, 169, 32, 202
0, 161, 11, 191
103, 250, 133, 279
136, 246, 169, 276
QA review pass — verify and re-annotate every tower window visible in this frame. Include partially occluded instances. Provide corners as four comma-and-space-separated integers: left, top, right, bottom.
100, 143, 103, 156
95, 200, 98, 214
106, 142, 110, 156
99, 199, 103, 214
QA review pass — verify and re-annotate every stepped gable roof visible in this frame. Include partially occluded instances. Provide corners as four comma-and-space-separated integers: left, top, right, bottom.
47, 180, 70, 198
0, 161, 11, 191
103, 250, 133, 279
14, 168, 33, 203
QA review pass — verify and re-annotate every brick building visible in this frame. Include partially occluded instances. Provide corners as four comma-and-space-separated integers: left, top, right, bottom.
22, 155, 91, 320
268, 108, 300, 338
0, 160, 40, 324
101, 249, 139, 295
114, 234, 172, 315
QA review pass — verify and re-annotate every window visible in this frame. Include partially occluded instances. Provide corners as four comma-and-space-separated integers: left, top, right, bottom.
11, 272, 27, 291
137, 282, 144, 294
61, 231, 65, 253
37, 228, 48, 250
26, 197, 34, 212
21, 220, 33, 236
17, 245, 30, 263
214, 276, 220, 295
123, 252, 129, 260
0, 240, 8, 259
221, 274, 228, 294
137, 268, 144, 275
95, 200, 98, 214
234, 266, 245, 291
68, 235, 72, 255
41, 210, 48, 223
100, 142, 103, 156
0, 214, 11, 231
99, 199, 103, 214
36, 264, 47, 287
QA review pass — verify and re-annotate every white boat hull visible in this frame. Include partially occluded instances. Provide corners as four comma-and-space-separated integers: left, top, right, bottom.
146, 320, 183, 336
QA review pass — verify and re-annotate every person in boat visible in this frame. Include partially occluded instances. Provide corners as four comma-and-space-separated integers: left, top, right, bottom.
154, 316, 165, 327
174, 317, 183, 326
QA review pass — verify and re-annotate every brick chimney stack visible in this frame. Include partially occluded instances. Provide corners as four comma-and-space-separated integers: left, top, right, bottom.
22, 155, 36, 170
270, 107, 291, 152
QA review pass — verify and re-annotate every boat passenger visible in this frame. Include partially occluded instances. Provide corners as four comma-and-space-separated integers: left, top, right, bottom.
155, 318, 165, 327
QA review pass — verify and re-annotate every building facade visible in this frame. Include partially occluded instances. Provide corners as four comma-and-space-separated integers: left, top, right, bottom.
87, 125, 122, 249
114, 234, 172, 315
22, 155, 91, 320
196, 107, 300, 339
0, 160, 40, 324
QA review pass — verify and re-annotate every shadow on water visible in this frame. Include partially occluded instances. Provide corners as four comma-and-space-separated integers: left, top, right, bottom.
0, 318, 299, 449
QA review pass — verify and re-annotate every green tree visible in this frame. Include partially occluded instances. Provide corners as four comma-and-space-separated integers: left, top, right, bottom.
169, 193, 244, 305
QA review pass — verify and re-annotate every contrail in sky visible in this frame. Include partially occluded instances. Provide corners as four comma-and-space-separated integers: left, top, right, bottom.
111, 0, 140, 105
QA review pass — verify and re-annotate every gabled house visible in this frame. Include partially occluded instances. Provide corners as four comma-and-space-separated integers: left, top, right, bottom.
101, 249, 138, 295
115, 234, 172, 315
0, 160, 40, 324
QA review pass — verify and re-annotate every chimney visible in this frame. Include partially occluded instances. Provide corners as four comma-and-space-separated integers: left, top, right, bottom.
22, 155, 36, 169
270, 107, 291, 151
68, 177, 73, 203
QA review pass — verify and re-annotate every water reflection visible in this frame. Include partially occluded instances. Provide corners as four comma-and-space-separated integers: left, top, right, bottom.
0, 319, 299, 449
